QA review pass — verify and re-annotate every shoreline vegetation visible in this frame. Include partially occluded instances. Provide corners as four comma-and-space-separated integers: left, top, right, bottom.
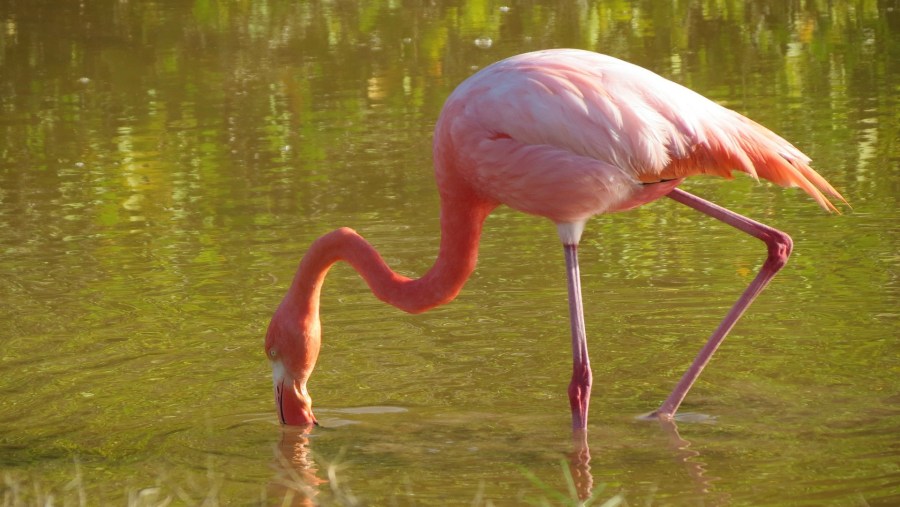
2, 456, 625, 506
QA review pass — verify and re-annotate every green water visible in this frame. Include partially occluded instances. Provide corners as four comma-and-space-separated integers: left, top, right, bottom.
1, 1, 897, 505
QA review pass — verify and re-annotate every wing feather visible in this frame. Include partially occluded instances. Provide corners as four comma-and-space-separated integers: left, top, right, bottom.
439, 49, 846, 214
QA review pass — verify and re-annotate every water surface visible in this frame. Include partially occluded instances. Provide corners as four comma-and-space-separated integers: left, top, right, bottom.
1, 1, 898, 505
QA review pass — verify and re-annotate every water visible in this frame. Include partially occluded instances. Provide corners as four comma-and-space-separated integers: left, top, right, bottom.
1, 1, 898, 505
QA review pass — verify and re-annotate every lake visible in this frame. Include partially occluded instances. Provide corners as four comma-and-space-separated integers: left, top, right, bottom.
1, 1, 897, 505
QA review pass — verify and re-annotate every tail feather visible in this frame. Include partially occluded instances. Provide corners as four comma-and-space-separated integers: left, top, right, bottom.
659, 113, 847, 212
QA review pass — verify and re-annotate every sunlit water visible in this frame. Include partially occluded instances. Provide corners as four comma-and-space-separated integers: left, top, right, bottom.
1, 1, 898, 505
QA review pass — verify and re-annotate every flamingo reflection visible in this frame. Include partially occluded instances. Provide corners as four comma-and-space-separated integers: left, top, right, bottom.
656, 417, 717, 499
568, 421, 726, 504
270, 420, 723, 504
568, 429, 594, 500
271, 420, 585, 504
268, 426, 325, 506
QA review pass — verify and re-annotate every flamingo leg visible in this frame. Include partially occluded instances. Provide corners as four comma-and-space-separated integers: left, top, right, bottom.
653, 188, 793, 419
564, 243, 593, 430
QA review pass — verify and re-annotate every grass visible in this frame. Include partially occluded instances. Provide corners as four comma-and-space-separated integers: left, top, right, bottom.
3, 457, 623, 506
518, 460, 624, 507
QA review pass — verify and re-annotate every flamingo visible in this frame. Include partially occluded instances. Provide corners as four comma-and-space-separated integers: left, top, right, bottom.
265, 49, 844, 430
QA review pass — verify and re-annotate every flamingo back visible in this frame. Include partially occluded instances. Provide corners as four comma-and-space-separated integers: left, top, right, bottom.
434, 49, 844, 218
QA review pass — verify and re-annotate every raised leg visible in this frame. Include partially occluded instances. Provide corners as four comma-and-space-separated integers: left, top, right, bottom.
564, 243, 593, 430
653, 188, 793, 419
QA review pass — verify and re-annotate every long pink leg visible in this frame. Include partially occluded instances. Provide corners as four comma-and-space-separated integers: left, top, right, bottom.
564, 244, 593, 430
653, 188, 793, 419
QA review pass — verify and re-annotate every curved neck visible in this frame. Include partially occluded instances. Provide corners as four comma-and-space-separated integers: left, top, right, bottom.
285, 195, 496, 321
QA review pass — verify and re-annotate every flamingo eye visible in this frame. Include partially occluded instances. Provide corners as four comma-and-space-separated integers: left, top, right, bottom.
269, 349, 277, 359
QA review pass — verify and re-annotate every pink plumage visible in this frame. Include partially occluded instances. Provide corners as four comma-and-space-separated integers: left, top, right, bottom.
265, 49, 845, 430
435, 49, 844, 221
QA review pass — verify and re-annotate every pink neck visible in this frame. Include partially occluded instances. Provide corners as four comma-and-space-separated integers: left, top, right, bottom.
284, 195, 496, 322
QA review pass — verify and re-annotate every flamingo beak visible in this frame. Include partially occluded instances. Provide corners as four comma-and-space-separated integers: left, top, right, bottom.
271, 360, 318, 426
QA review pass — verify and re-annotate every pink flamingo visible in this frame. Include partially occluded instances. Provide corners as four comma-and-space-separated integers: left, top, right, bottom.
265, 49, 844, 430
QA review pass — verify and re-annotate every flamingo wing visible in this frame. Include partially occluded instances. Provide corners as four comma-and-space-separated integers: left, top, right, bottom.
439, 49, 845, 212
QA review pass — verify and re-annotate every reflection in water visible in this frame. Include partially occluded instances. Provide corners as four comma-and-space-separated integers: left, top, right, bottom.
569, 429, 594, 500
568, 421, 726, 505
274, 421, 721, 505
654, 418, 724, 504
270, 426, 326, 506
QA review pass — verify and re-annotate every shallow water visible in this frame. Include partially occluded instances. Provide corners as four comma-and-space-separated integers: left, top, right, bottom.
1, 1, 898, 505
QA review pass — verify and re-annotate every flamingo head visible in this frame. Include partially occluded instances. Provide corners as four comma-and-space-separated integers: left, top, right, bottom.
265, 308, 320, 427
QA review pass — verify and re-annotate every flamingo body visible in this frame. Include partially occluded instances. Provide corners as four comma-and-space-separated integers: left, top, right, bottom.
435, 50, 839, 224
265, 49, 844, 429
